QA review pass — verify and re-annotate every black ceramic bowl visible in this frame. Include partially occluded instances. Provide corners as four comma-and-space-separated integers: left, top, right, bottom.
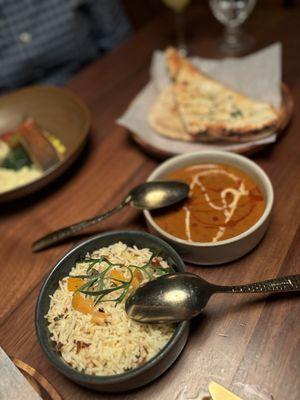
35, 231, 190, 392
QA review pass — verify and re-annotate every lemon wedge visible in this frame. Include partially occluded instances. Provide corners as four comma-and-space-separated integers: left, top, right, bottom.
209, 381, 243, 400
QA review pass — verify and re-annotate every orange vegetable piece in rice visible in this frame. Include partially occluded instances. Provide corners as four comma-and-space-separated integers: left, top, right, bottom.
67, 277, 85, 292
91, 311, 109, 325
133, 269, 143, 283
131, 277, 140, 290
110, 269, 126, 285
72, 292, 93, 314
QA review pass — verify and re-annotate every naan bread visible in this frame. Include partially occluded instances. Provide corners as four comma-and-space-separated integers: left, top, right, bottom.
166, 48, 279, 141
148, 86, 191, 141
148, 85, 219, 142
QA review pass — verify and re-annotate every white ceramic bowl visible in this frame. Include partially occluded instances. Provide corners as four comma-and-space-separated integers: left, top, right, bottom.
144, 151, 274, 265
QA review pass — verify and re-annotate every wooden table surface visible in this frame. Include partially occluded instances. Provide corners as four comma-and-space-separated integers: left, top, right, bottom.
1, 2, 299, 399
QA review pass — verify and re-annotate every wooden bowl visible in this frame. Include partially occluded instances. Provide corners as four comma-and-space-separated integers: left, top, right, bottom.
131, 83, 293, 159
0, 85, 91, 202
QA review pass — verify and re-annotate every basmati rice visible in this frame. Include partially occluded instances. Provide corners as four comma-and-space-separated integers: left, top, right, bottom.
46, 242, 175, 376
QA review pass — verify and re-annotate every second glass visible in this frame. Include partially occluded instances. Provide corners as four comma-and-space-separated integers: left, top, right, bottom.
209, 0, 257, 54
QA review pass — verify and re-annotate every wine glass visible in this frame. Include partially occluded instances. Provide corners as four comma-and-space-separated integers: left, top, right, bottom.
209, 0, 257, 54
162, 0, 190, 55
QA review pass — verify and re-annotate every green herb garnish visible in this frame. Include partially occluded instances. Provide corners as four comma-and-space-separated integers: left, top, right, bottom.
70, 253, 169, 306
2, 145, 32, 170
231, 109, 243, 118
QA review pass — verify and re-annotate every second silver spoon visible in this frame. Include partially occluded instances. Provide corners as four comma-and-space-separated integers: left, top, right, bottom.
32, 181, 189, 252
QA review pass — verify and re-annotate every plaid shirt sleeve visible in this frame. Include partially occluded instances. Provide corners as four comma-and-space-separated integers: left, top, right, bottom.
0, 0, 132, 92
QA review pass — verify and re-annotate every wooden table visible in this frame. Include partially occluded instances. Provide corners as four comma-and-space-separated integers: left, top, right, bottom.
1, 2, 299, 399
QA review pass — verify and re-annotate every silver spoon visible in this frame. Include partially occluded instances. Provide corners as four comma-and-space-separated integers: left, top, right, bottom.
32, 181, 189, 252
125, 272, 300, 323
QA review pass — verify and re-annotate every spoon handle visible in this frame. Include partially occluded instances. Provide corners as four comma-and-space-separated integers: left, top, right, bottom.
219, 275, 300, 294
32, 196, 131, 252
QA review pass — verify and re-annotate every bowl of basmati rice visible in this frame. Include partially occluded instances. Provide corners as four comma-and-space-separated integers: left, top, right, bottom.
36, 231, 189, 392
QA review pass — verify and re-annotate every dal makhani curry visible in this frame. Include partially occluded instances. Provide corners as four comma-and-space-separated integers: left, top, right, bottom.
153, 163, 265, 243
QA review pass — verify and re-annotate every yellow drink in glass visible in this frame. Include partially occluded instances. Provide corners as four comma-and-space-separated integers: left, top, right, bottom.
162, 0, 190, 13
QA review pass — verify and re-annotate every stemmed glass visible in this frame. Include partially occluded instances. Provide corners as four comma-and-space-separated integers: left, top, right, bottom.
162, 0, 190, 55
209, 0, 257, 54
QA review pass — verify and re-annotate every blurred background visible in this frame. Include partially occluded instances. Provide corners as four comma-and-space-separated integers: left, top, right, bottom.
0, 0, 297, 93
124, 0, 296, 30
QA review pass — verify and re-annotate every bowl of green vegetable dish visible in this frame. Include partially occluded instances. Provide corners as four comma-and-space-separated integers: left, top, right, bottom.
35, 231, 189, 392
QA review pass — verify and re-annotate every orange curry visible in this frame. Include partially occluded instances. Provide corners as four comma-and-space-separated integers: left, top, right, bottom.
153, 163, 266, 243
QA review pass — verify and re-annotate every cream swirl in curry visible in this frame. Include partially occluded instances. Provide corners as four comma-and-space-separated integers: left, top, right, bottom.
153, 163, 265, 243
